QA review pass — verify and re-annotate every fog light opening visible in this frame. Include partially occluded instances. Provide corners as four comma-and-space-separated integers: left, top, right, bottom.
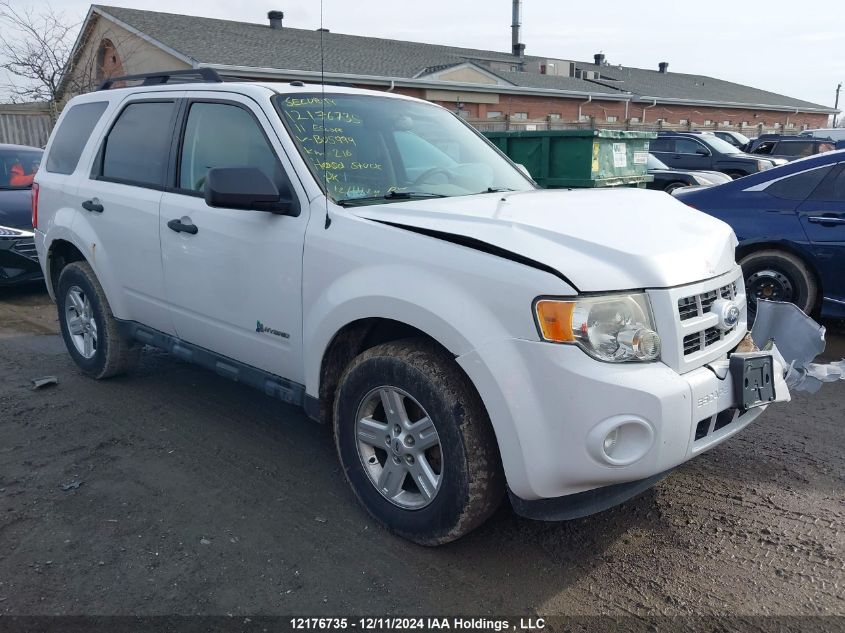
588, 416, 655, 467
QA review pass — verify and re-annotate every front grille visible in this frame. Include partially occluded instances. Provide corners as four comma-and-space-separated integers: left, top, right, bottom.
11, 238, 38, 261
677, 282, 737, 320
677, 281, 739, 356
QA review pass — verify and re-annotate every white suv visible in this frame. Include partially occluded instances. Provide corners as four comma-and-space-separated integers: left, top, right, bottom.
33, 70, 785, 544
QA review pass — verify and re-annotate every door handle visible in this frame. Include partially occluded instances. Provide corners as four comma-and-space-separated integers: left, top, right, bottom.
167, 218, 198, 235
81, 199, 104, 213
808, 216, 845, 226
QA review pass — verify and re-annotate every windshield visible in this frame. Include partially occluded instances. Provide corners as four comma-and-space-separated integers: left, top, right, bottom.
721, 131, 750, 146
274, 93, 534, 204
647, 153, 669, 170
0, 147, 42, 190
701, 134, 742, 155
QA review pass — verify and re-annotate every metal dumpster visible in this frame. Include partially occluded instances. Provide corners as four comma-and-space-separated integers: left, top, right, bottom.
483, 129, 656, 188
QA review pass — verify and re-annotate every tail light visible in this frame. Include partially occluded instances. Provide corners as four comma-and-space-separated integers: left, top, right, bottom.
31, 182, 39, 229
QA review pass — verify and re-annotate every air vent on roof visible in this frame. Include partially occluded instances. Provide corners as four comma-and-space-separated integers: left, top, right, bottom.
659, 61, 669, 73
268, 10, 283, 29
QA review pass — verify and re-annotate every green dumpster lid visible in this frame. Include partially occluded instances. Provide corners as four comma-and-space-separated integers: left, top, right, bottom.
483, 129, 657, 140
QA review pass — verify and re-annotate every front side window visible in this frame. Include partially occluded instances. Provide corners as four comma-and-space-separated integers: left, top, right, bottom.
179, 102, 282, 192
753, 141, 777, 155
0, 147, 42, 189
675, 138, 705, 154
101, 101, 176, 187
274, 93, 533, 203
777, 142, 815, 157
46, 101, 108, 175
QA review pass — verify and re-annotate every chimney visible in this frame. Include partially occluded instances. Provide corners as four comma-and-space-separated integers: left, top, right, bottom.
658, 61, 669, 73
594, 53, 605, 66
511, 0, 524, 57
267, 10, 284, 29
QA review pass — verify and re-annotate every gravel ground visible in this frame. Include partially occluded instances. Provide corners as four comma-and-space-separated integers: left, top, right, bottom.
0, 284, 843, 617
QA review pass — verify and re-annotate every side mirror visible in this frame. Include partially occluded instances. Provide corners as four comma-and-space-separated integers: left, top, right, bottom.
205, 167, 299, 216
515, 163, 532, 178
695, 148, 711, 156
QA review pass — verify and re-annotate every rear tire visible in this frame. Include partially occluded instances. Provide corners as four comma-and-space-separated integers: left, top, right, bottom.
663, 181, 687, 193
57, 261, 141, 379
333, 339, 504, 545
739, 249, 818, 317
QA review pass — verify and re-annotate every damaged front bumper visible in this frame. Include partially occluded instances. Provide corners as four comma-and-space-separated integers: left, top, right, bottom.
0, 225, 43, 286
496, 300, 843, 521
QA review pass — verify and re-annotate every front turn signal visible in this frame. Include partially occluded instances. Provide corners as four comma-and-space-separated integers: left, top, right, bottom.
535, 299, 576, 343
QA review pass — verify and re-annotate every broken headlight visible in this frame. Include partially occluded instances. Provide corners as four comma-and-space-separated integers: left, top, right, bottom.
534, 293, 661, 362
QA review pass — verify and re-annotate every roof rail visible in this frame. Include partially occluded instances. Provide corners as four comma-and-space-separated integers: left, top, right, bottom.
98, 68, 223, 91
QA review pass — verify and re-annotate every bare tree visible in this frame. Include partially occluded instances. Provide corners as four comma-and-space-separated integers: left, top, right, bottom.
0, 1, 143, 119
0, 1, 78, 118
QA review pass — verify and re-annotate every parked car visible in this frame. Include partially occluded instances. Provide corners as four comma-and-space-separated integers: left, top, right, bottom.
711, 130, 751, 150
33, 70, 788, 544
1, 143, 43, 286
799, 128, 845, 142
646, 153, 732, 192
651, 132, 786, 178
746, 135, 836, 161
674, 150, 845, 319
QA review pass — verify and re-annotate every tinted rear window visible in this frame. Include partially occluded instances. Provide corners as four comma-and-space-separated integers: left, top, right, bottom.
766, 166, 831, 201
1, 147, 42, 189
45, 102, 108, 174
101, 101, 177, 187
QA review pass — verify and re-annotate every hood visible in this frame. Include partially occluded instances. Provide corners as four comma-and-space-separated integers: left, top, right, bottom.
0, 189, 33, 229
351, 189, 737, 292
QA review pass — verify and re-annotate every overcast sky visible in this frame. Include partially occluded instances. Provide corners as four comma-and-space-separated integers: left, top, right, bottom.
2, 0, 844, 110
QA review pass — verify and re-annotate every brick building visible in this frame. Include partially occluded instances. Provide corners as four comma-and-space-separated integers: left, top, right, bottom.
60, 5, 837, 134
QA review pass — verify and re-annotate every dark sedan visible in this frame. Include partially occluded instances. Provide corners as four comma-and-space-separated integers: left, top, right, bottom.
1, 143, 43, 286
646, 153, 732, 192
674, 150, 845, 319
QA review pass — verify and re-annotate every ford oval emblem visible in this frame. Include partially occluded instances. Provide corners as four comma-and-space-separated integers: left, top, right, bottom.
711, 298, 741, 331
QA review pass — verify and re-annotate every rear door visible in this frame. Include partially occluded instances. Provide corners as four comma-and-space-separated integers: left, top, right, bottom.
797, 162, 845, 303
158, 93, 309, 382
75, 95, 182, 334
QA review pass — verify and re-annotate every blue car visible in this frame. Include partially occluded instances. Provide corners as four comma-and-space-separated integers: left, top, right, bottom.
674, 150, 845, 319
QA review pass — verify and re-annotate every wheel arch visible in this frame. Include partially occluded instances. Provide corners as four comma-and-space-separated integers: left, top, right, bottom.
313, 317, 468, 425
735, 240, 823, 312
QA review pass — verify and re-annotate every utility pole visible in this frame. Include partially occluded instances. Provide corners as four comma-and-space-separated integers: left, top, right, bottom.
835, 83, 842, 127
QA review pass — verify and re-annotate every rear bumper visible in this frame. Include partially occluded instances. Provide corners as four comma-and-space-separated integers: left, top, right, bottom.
0, 226, 42, 286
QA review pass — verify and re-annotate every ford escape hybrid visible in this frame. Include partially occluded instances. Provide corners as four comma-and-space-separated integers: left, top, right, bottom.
33, 70, 788, 545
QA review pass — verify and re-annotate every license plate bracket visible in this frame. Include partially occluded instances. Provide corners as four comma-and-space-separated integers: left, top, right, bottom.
730, 354, 776, 411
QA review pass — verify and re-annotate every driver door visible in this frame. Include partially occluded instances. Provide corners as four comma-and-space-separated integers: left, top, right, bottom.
159, 94, 309, 383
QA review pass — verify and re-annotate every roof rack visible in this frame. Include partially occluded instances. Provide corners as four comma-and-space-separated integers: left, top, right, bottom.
98, 68, 223, 91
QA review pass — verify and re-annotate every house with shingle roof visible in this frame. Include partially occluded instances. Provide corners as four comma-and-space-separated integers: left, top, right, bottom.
60, 5, 837, 133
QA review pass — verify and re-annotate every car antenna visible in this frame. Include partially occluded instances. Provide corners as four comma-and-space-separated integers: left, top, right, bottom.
320, 0, 331, 229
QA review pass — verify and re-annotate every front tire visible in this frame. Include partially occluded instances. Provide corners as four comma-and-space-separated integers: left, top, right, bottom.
57, 261, 141, 379
333, 339, 504, 545
739, 249, 818, 317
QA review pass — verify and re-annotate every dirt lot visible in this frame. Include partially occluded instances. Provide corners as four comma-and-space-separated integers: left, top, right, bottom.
1, 284, 843, 617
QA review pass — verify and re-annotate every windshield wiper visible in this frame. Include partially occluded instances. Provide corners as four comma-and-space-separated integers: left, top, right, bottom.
337, 191, 447, 206
483, 187, 517, 193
